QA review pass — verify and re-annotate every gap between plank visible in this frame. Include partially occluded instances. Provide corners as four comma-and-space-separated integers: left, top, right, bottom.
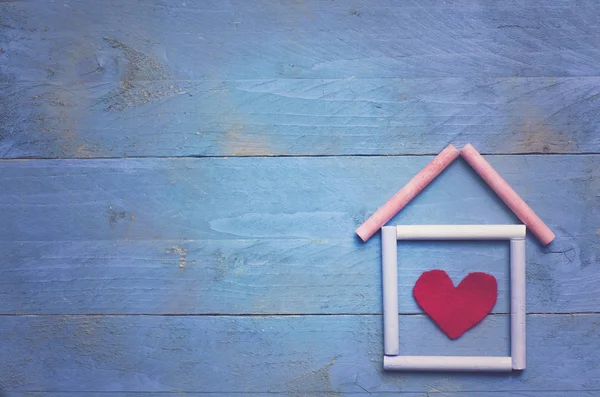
1, 152, 600, 161
0, 312, 598, 317
9, 389, 600, 394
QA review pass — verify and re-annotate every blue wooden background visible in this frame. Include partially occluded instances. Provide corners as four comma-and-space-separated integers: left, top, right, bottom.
1, 1, 600, 395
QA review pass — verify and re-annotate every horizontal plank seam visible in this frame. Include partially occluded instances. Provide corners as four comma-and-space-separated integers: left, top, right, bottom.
0, 312, 597, 317
9, 390, 600, 394
1, 152, 600, 161
6, 74, 600, 82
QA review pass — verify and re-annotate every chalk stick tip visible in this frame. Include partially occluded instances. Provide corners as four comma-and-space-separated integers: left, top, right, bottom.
461, 143, 477, 153
355, 226, 371, 242
540, 231, 556, 246
446, 143, 459, 152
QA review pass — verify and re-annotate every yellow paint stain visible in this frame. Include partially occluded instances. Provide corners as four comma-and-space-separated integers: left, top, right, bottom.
205, 74, 274, 156
31, 89, 95, 157
75, 144, 97, 158
169, 246, 188, 270
214, 252, 229, 281
223, 123, 274, 156
513, 110, 574, 153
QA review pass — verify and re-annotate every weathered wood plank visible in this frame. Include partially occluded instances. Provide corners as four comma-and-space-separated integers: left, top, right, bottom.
0, 155, 593, 241
2, 0, 600, 157
2, 78, 599, 158
0, 391, 426, 397
3, 393, 596, 397
0, 239, 514, 315
436, 390, 599, 397
0, 155, 598, 315
1, 393, 426, 397
5, 393, 596, 397
1, 314, 599, 394
3, 0, 600, 82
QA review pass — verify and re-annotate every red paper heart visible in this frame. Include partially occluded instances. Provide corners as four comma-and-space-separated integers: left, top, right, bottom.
413, 270, 498, 339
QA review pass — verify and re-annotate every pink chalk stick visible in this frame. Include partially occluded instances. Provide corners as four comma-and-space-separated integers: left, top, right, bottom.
356, 144, 460, 242
461, 144, 555, 246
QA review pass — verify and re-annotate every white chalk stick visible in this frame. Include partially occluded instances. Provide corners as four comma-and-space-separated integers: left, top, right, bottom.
381, 226, 399, 355
510, 238, 527, 370
384, 355, 513, 371
395, 224, 526, 240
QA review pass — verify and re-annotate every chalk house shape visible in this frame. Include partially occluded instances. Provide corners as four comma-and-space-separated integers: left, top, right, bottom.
356, 144, 554, 372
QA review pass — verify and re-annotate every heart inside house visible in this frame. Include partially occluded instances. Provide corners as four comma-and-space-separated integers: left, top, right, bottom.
413, 270, 498, 339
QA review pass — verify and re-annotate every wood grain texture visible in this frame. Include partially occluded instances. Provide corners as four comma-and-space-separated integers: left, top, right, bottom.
3, 393, 598, 397
0, 390, 597, 397
0, 239, 512, 315
2, 78, 600, 158
2, 0, 599, 395
0, 390, 598, 397
2, 394, 426, 397
2, 0, 600, 157
1, 314, 599, 394
1, 155, 598, 315
4, 0, 600, 81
